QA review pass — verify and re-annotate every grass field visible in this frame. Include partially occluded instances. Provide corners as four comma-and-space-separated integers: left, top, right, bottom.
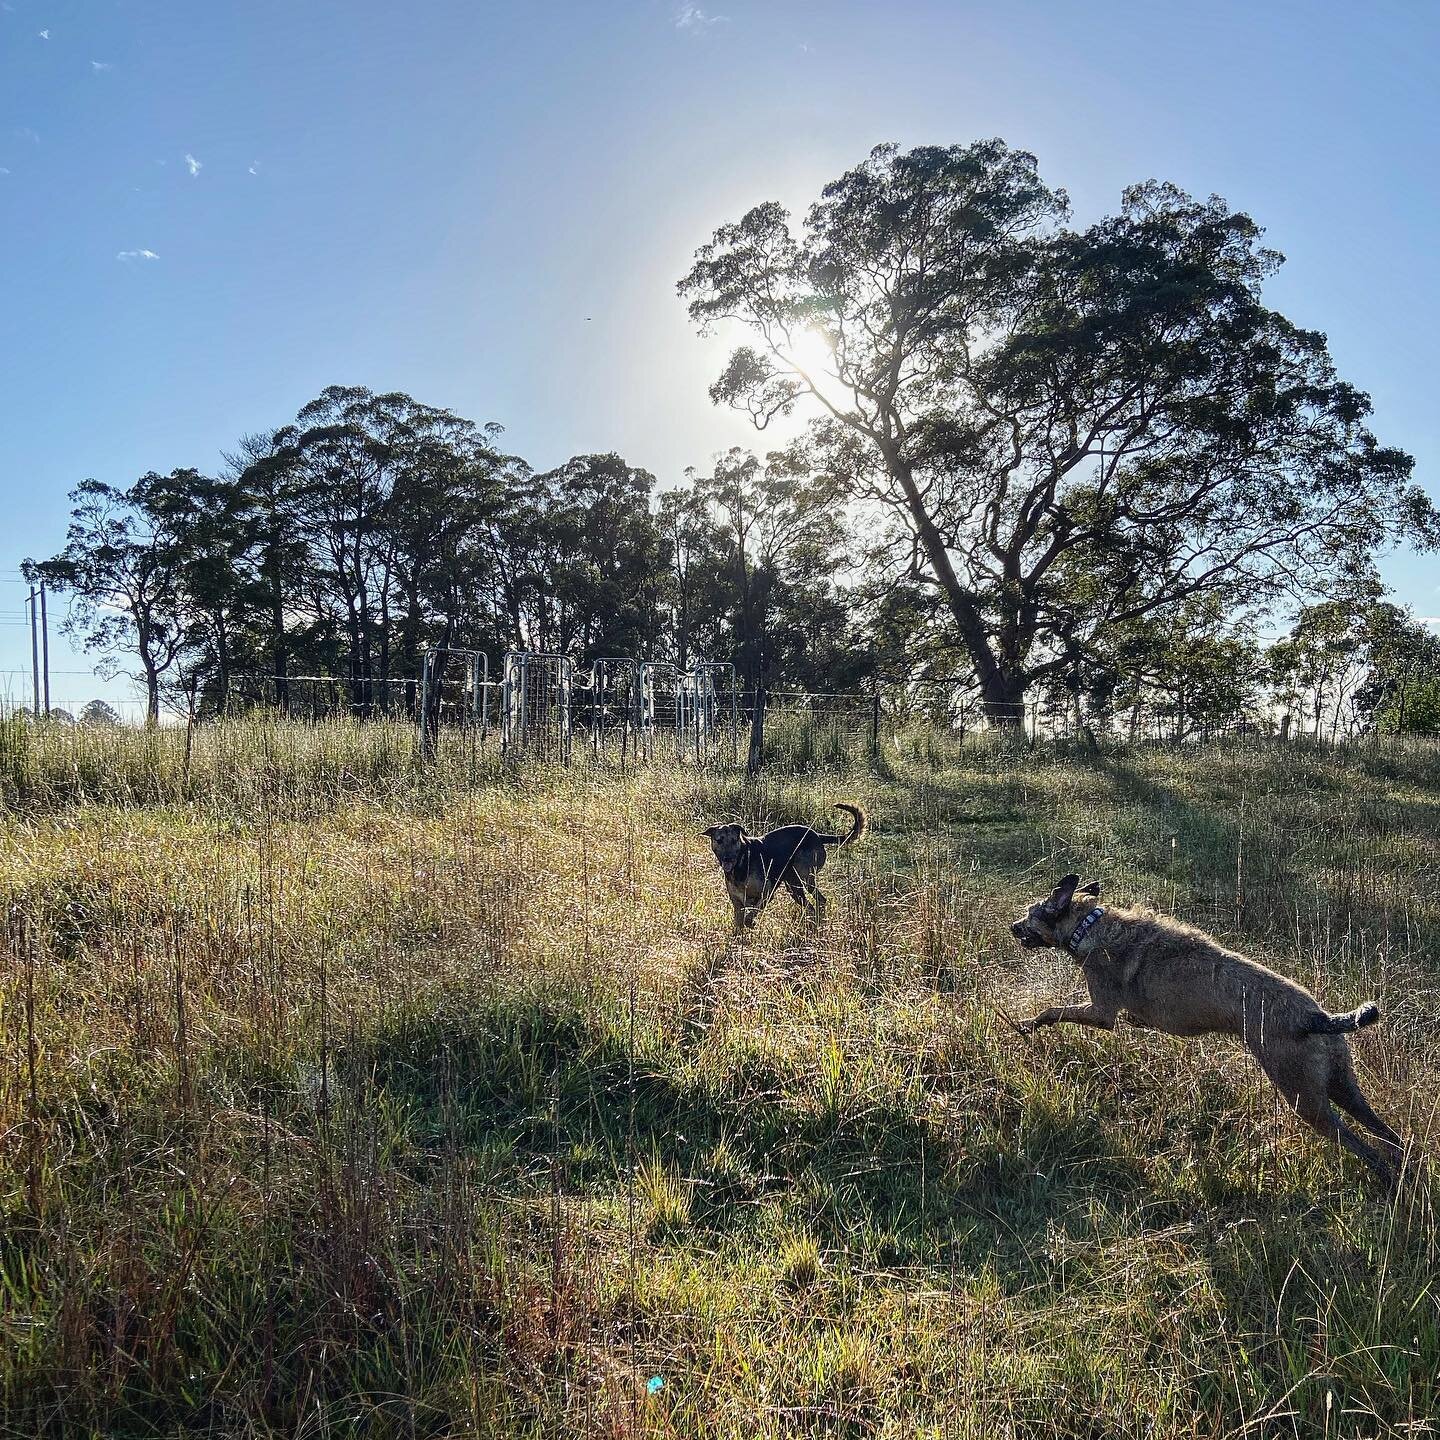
3, 716, 1439, 1438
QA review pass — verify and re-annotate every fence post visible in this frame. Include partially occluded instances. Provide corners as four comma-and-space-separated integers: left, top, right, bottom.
419, 651, 436, 761
747, 676, 766, 775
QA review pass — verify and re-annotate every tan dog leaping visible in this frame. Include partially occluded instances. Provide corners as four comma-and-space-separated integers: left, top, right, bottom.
1010, 874, 1410, 1191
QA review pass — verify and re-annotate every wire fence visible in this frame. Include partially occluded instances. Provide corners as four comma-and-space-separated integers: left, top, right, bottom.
0, 650, 1407, 761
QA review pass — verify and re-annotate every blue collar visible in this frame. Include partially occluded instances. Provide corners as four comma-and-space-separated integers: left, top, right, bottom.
1066, 905, 1105, 955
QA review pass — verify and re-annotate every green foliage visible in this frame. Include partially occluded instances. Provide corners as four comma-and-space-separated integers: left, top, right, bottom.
1064, 596, 1268, 740
1270, 596, 1440, 739
28, 391, 881, 721
78, 697, 122, 727
676, 446, 867, 690
1382, 675, 1440, 735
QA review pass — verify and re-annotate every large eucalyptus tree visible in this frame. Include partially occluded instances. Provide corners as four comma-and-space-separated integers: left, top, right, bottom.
680, 141, 1435, 723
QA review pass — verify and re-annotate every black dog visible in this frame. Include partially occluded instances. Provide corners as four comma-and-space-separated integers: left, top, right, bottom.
701, 803, 867, 932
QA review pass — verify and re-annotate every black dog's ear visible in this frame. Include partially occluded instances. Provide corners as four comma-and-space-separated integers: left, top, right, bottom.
1078, 879, 1101, 898
700, 825, 720, 839
1043, 874, 1080, 917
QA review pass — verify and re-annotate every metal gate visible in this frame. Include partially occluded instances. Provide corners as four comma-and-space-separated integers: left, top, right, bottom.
636, 661, 680, 762
501, 652, 574, 763
585, 657, 642, 761
679, 661, 739, 764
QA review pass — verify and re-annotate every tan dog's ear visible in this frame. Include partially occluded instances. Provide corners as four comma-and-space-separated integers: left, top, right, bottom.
1043, 874, 1080, 917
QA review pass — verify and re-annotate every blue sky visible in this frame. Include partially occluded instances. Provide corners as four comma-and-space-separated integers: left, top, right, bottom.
2, 0, 1436, 716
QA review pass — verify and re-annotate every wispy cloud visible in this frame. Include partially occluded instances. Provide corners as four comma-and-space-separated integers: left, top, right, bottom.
37, 28, 50, 40
184, 153, 202, 177
248, 160, 260, 175
91, 61, 113, 72
0, 168, 10, 177
675, 3, 726, 30
1419, 616, 1440, 627
16, 126, 40, 146
117, 249, 160, 261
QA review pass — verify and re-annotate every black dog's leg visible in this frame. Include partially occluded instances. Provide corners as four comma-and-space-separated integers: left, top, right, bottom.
809, 878, 827, 919
783, 876, 816, 917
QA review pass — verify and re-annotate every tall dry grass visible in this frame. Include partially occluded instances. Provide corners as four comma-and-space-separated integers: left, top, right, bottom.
2, 717, 1438, 1436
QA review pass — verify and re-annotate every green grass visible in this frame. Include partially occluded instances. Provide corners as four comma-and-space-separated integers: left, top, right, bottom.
2, 718, 1439, 1437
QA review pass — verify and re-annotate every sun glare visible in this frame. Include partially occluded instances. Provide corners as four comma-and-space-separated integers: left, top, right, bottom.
780, 325, 835, 381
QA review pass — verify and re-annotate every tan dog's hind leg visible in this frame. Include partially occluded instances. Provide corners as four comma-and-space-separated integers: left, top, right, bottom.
1294, 1094, 1399, 1191
1263, 1045, 1398, 1191
1328, 1058, 1404, 1149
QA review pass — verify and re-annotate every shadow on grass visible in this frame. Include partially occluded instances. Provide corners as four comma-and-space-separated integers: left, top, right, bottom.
1098, 746, 1440, 973
343, 995, 1154, 1290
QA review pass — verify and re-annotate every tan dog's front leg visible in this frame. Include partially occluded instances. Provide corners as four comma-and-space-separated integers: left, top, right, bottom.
1021, 1003, 1117, 1034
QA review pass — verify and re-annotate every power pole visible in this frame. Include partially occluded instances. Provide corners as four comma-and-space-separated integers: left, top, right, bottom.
39, 580, 50, 714
27, 586, 40, 715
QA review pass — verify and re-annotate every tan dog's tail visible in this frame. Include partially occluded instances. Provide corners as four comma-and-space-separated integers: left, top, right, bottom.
820, 802, 867, 848
1299, 1001, 1380, 1037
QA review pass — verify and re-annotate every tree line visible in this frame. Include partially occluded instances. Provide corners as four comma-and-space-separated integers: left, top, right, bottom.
26, 139, 1440, 733
25, 389, 864, 724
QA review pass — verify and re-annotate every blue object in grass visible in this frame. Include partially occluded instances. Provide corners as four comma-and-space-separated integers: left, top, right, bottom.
647, 1376, 664, 1395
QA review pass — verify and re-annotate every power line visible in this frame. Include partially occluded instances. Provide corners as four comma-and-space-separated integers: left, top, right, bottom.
0, 668, 107, 677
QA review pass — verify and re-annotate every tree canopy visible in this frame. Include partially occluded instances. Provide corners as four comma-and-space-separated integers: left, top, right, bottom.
26, 388, 874, 724
680, 140, 1438, 722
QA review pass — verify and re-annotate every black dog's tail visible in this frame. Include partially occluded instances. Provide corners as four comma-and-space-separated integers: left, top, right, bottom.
1299, 1001, 1381, 1037
817, 802, 867, 848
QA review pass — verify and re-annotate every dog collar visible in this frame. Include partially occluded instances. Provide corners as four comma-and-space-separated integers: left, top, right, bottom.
1066, 906, 1105, 955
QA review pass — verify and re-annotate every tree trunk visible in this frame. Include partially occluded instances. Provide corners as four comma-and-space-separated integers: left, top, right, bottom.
885, 450, 1019, 714
378, 583, 392, 709
214, 615, 230, 716
143, 661, 160, 727
979, 670, 1026, 729
357, 581, 374, 719
264, 518, 289, 713
343, 581, 364, 717
676, 584, 691, 672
